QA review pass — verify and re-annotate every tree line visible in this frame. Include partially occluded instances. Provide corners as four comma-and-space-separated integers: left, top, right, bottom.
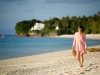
15, 12, 100, 36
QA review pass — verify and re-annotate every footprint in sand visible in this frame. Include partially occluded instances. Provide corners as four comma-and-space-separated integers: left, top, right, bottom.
60, 62, 99, 75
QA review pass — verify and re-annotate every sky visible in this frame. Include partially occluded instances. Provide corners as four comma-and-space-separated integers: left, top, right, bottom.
0, 0, 100, 35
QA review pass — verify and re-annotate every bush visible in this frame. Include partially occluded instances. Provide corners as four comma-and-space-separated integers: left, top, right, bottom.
88, 48, 100, 52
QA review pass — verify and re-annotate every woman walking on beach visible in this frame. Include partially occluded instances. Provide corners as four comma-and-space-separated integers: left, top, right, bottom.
72, 25, 87, 67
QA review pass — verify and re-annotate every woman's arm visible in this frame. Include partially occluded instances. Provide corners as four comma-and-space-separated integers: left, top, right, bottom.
72, 33, 76, 48
83, 34, 87, 50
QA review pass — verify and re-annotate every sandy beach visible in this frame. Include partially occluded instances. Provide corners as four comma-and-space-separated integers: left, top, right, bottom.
0, 45, 100, 75
57, 34, 100, 40
0, 35, 100, 75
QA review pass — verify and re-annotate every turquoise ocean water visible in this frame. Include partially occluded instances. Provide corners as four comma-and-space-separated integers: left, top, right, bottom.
0, 35, 100, 60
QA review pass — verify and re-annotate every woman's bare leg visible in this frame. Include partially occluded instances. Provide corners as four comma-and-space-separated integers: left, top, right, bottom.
76, 52, 81, 67
80, 52, 84, 67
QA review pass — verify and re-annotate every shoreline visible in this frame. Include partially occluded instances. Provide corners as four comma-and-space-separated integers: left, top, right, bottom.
2, 34, 100, 40
55, 34, 100, 40
0, 34, 100, 60
0, 45, 100, 75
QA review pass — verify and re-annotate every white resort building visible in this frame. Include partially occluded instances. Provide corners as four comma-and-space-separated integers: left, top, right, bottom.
55, 26, 59, 30
31, 22, 45, 31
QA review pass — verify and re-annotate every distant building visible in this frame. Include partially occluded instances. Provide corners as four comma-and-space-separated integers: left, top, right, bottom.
55, 26, 59, 30
31, 22, 45, 31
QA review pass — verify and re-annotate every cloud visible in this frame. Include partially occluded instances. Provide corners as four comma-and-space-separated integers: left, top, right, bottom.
45, 0, 100, 4
0, 0, 28, 6
0, 0, 25, 3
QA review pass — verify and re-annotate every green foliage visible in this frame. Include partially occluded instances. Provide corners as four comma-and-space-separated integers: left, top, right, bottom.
15, 19, 43, 36
15, 12, 100, 36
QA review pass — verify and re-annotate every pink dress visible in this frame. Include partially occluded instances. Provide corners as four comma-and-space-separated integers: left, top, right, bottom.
73, 32, 87, 54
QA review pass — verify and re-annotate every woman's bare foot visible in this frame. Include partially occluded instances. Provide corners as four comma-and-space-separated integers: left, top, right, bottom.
80, 64, 83, 68
78, 63, 82, 67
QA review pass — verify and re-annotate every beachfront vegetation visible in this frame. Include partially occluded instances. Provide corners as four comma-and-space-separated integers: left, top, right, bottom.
15, 19, 42, 36
15, 12, 100, 36
88, 48, 100, 52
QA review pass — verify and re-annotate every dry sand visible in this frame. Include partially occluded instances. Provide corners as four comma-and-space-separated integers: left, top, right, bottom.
57, 34, 100, 39
0, 34, 100, 75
